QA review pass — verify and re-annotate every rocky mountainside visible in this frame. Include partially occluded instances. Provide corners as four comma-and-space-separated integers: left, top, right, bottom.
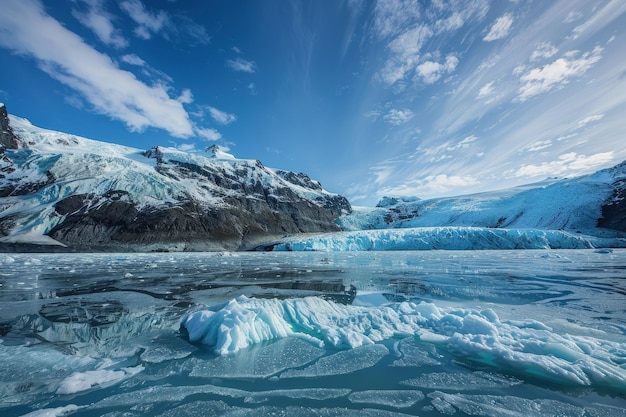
0, 105, 351, 251
339, 161, 626, 236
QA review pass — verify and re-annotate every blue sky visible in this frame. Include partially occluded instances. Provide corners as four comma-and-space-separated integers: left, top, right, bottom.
1, 0, 625, 206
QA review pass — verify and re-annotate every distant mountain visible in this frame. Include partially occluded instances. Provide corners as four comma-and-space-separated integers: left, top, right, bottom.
0, 105, 351, 251
339, 162, 626, 236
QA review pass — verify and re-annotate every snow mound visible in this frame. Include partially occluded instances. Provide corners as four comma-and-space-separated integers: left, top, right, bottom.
263, 227, 625, 251
181, 296, 626, 390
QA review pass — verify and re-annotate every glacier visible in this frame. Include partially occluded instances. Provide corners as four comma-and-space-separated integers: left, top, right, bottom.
260, 226, 626, 251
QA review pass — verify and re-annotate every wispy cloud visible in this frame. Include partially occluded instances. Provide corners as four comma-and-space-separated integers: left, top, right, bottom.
226, 57, 256, 73
383, 108, 414, 125
476, 81, 495, 99
72, 0, 128, 49
517, 46, 603, 102
530, 42, 558, 61
379, 174, 479, 199
0, 0, 195, 137
372, 0, 422, 39
119, 0, 168, 40
195, 127, 222, 141
483, 13, 513, 42
506, 152, 614, 178
120, 53, 146, 66
207, 106, 237, 126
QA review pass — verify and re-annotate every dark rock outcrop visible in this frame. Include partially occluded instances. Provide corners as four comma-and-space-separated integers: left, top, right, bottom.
0, 104, 24, 150
598, 178, 626, 232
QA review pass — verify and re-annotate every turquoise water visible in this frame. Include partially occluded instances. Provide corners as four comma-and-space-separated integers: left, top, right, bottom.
1, 250, 625, 416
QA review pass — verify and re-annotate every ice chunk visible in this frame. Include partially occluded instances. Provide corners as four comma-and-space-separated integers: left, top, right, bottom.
188, 338, 324, 378
246, 388, 351, 403
182, 296, 626, 390
56, 365, 144, 394
401, 371, 521, 391
391, 337, 441, 367
19, 404, 81, 417
280, 344, 388, 378
427, 391, 587, 417
140, 335, 196, 364
348, 390, 424, 408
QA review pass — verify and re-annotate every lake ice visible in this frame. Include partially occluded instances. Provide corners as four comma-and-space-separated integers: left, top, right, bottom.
1, 250, 625, 416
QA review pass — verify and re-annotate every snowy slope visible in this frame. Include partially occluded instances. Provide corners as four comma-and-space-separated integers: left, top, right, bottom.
338, 166, 626, 236
0, 107, 350, 250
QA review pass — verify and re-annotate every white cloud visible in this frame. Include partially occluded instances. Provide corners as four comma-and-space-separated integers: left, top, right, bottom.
0, 0, 195, 137
530, 42, 558, 61
226, 57, 256, 73
575, 114, 603, 129
416, 54, 458, 84
476, 81, 495, 98
120, 53, 146, 66
506, 152, 614, 178
195, 126, 222, 141
72, 0, 128, 49
379, 174, 479, 198
177, 89, 193, 104
372, 0, 422, 39
380, 24, 433, 85
119, 0, 168, 40
207, 106, 237, 125
525, 139, 553, 152
383, 108, 414, 125
248, 82, 257, 95
447, 135, 477, 151
517, 46, 603, 101
483, 13, 513, 42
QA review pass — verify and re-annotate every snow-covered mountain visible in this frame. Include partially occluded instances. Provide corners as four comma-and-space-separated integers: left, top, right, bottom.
0, 105, 351, 251
338, 165, 626, 236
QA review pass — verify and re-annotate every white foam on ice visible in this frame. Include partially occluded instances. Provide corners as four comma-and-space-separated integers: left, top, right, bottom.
56, 365, 144, 394
182, 296, 626, 390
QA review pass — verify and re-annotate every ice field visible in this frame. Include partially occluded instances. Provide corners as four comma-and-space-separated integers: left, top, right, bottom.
1, 250, 625, 416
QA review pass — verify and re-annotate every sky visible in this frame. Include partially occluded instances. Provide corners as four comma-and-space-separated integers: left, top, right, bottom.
1, 0, 625, 206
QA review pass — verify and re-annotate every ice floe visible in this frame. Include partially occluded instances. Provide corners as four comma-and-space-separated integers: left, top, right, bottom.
181, 295, 626, 390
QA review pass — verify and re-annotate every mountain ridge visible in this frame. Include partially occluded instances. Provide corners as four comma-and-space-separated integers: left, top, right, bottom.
0, 105, 351, 251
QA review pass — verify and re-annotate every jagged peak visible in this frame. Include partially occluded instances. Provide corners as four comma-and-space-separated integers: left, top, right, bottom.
0, 104, 26, 150
204, 144, 235, 159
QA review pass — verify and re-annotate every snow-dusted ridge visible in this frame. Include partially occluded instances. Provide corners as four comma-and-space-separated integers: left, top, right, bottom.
0, 105, 350, 251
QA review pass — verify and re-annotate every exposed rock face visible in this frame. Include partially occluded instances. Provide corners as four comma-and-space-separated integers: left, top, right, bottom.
598, 176, 626, 232
0, 105, 23, 149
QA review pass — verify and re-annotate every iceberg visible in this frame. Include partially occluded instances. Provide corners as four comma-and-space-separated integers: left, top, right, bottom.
181, 295, 626, 390
261, 226, 626, 251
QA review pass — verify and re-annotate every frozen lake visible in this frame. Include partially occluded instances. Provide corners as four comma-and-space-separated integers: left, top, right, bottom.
1, 250, 625, 416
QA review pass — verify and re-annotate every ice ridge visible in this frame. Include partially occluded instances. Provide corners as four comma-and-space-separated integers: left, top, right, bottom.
181, 296, 626, 390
